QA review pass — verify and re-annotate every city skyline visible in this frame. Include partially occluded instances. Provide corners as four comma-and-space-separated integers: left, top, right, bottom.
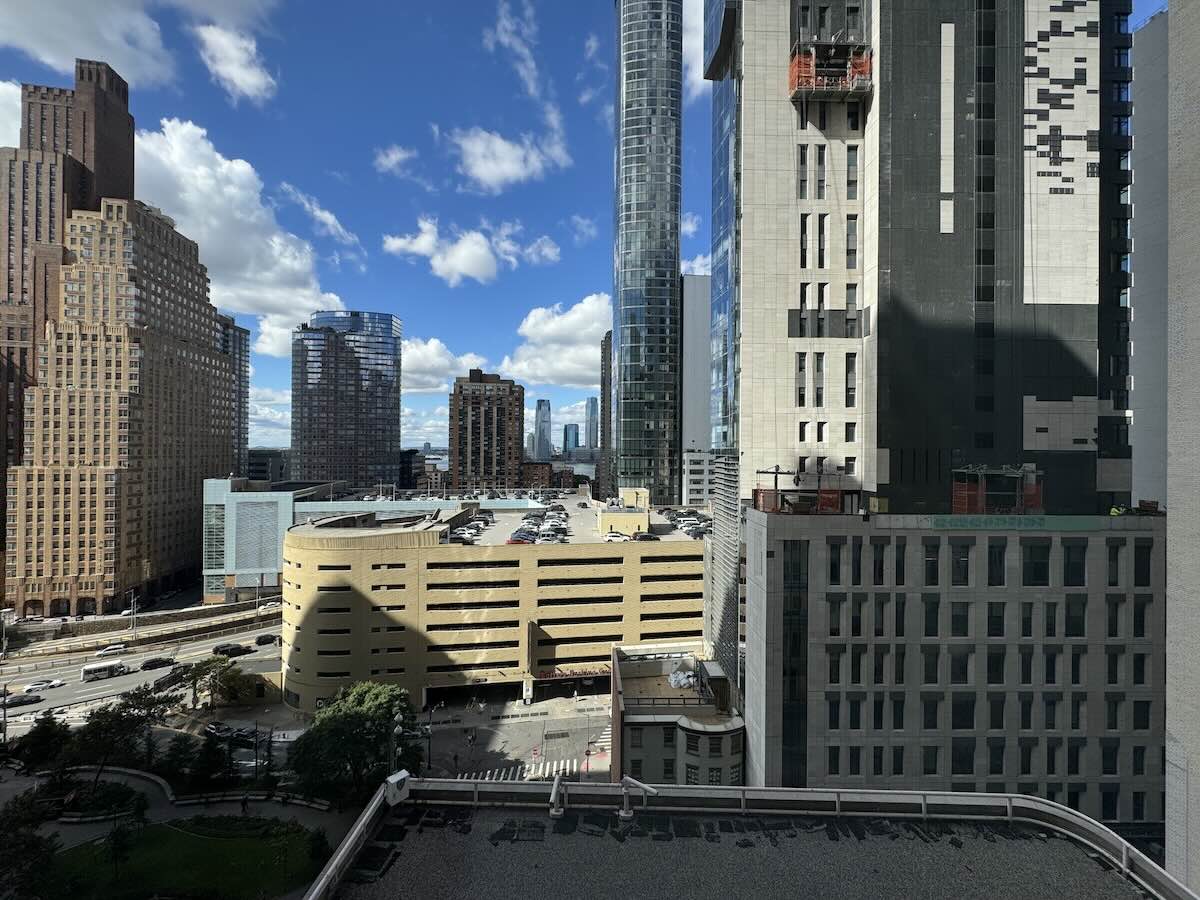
0, 1, 718, 451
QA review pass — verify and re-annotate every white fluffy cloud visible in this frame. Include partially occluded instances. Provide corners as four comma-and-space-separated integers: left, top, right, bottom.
500, 292, 611, 389
383, 217, 558, 287
0, 1, 277, 89
680, 212, 701, 238
450, 0, 570, 194
249, 386, 291, 404
681, 253, 712, 275
403, 405, 450, 448
584, 33, 600, 62
682, 0, 710, 104
249, 399, 290, 446
136, 118, 341, 356
279, 182, 364, 271
383, 218, 497, 287
402, 338, 486, 394
374, 144, 416, 175
192, 24, 276, 104
0, 81, 18, 147
373, 144, 433, 191
570, 215, 598, 246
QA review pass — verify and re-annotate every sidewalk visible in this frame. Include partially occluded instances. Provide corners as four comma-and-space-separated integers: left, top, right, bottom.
33, 770, 360, 850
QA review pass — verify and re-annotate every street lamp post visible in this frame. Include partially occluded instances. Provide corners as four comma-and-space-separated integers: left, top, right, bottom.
426, 700, 445, 771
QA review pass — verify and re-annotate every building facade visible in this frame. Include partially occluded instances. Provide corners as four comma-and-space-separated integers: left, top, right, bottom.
217, 314, 250, 477
611, 643, 745, 786
448, 369, 523, 491
7, 200, 243, 615
248, 447, 292, 483
290, 310, 402, 488
279, 510, 704, 712
1131, 12, 1167, 508
613, 0, 683, 505
1, 60, 133, 564
563, 424, 580, 456
744, 505, 1166, 827
585, 396, 599, 449
534, 398, 552, 461
1167, 0, 1200, 887
598, 329, 613, 498
681, 449, 716, 507
704, 0, 1136, 701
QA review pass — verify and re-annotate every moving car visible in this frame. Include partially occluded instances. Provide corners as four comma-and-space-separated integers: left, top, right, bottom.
212, 643, 254, 658
2, 694, 42, 708
94, 644, 127, 657
506, 537, 533, 545
140, 656, 175, 671
603, 532, 630, 543
632, 532, 660, 541
255, 633, 279, 646
23, 679, 65, 693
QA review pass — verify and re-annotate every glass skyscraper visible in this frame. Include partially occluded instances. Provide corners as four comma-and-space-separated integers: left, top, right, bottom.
291, 310, 403, 488
534, 399, 553, 461
613, 0, 683, 505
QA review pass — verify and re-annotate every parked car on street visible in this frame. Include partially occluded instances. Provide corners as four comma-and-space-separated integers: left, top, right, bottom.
632, 532, 660, 541
603, 532, 630, 543
205, 721, 232, 738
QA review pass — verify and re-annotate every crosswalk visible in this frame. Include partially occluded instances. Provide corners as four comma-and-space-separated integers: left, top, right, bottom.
593, 724, 612, 755
456, 758, 579, 781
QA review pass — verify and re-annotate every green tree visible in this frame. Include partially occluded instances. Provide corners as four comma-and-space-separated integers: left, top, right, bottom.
162, 733, 195, 779
191, 733, 224, 788
17, 713, 71, 769
74, 685, 176, 788
307, 826, 332, 864
142, 729, 158, 770
0, 827, 61, 899
289, 682, 421, 797
106, 821, 134, 881
188, 657, 255, 709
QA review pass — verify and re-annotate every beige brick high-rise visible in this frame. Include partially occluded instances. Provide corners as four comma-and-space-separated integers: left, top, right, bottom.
5, 200, 247, 616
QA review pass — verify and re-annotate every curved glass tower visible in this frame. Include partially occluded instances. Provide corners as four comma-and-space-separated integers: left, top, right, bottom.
613, 0, 682, 505
291, 310, 403, 487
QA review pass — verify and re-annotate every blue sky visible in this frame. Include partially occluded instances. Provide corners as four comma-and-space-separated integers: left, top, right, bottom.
0, 0, 1165, 447
0, 0, 714, 448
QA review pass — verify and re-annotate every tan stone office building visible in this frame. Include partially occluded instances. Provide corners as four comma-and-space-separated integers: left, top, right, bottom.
5, 199, 247, 616
279, 504, 705, 712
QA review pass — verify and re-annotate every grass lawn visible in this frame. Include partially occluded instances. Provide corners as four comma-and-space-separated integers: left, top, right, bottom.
46, 817, 326, 900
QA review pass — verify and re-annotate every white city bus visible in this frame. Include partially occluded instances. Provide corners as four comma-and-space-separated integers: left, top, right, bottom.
80, 660, 129, 682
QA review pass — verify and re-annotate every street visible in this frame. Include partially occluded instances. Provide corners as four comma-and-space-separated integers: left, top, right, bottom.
0, 623, 282, 737
423, 695, 613, 782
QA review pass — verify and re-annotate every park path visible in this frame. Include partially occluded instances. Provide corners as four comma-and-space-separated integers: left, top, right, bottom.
9, 770, 360, 851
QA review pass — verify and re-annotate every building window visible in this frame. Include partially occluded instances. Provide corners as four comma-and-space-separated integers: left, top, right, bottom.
730, 763, 742, 785
845, 457, 856, 476
709, 736, 723, 756
1063, 544, 1086, 587
1066, 596, 1086, 638
828, 745, 840, 775
923, 647, 939, 684
796, 144, 808, 199
686, 764, 699, 785
663, 758, 675, 781
663, 727, 675, 747
800, 214, 809, 268
924, 542, 940, 587
708, 767, 722, 785
847, 144, 859, 197
829, 542, 843, 586
814, 353, 824, 407
1134, 700, 1151, 731
951, 601, 969, 637
631, 727, 643, 748
990, 696, 1005, 730
892, 746, 904, 776
846, 422, 857, 442
846, 216, 858, 270
845, 353, 856, 407
846, 284, 859, 337
1134, 542, 1152, 587
816, 145, 827, 199
630, 758, 643, 779
1022, 542, 1050, 587
987, 647, 1005, 684
796, 352, 807, 406
1134, 596, 1150, 638
686, 733, 700, 755
818, 213, 828, 268
923, 746, 939, 776
1107, 543, 1121, 587
951, 543, 970, 587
